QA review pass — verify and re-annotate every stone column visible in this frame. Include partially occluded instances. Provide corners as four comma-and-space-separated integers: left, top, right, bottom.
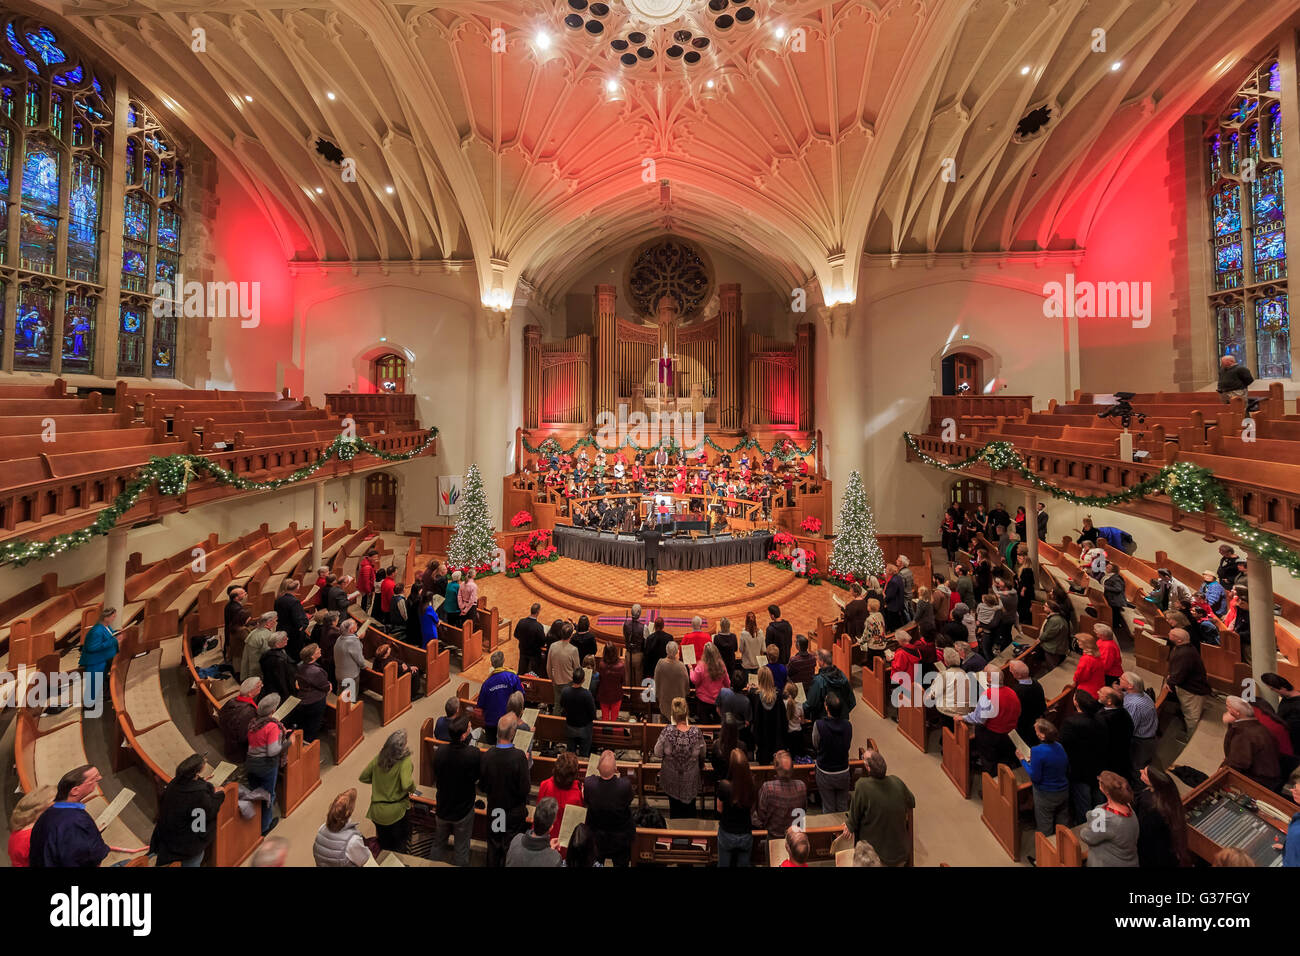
104, 527, 128, 615
473, 307, 514, 526
594, 285, 618, 419
523, 325, 542, 429
1245, 547, 1278, 702
818, 301, 867, 518
311, 481, 326, 571
718, 283, 742, 431
796, 322, 814, 432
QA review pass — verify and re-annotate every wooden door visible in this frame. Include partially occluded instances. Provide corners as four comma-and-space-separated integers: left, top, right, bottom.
365, 473, 398, 531
950, 478, 987, 509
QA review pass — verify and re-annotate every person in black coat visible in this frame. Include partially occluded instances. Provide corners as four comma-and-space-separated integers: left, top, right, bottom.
259, 632, 297, 703
479, 715, 531, 868
1060, 689, 1107, 824
1008, 661, 1046, 745
151, 753, 225, 866
1134, 764, 1190, 867
513, 603, 547, 677
765, 605, 793, 664
273, 581, 311, 657
571, 615, 597, 662
642, 619, 672, 682
883, 571, 906, 632
1097, 685, 1135, 782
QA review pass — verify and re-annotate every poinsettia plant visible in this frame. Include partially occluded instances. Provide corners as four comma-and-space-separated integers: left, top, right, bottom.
510, 510, 534, 528
800, 516, 823, 534
772, 531, 796, 546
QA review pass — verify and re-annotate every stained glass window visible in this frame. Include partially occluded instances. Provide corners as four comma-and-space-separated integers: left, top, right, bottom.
61, 289, 95, 373
21, 134, 59, 214
1251, 169, 1286, 282
117, 302, 146, 377
67, 155, 100, 281
13, 285, 54, 371
1255, 295, 1291, 378
153, 314, 176, 376
23, 26, 66, 67
1212, 184, 1244, 291
1269, 61, 1282, 92
1270, 103, 1283, 159
1216, 303, 1248, 363
123, 194, 149, 241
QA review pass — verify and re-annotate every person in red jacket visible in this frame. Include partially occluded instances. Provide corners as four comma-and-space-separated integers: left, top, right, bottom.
358, 551, 377, 614
1073, 636, 1107, 698
378, 567, 397, 625
963, 665, 1022, 775
1094, 624, 1123, 686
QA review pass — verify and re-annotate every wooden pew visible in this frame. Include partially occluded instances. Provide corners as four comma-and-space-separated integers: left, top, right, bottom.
940, 718, 973, 797
860, 653, 888, 716
1033, 824, 1084, 867
358, 658, 413, 725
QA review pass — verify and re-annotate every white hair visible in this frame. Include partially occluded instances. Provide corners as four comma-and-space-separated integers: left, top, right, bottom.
897, 555, 910, 567
692, 616, 703, 629
452, 570, 462, 581
1226, 696, 1253, 719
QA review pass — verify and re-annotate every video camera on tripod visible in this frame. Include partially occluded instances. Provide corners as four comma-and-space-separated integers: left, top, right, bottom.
1097, 391, 1146, 430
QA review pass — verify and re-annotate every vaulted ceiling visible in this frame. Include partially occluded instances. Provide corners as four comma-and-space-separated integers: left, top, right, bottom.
35, 0, 1300, 308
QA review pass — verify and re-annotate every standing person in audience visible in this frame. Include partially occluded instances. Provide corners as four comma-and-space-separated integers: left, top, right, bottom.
506, 797, 563, 867
643, 617, 672, 686
623, 604, 646, 686
691, 642, 728, 723
1134, 765, 1190, 868
681, 615, 711, 663
432, 713, 481, 867
584, 750, 635, 867
1036, 502, 1048, 541
390, 583, 409, 633
313, 788, 372, 867
765, 605, 794, 664
78, 607, 119, 710
275, 580, 311, 656
843, 749, 915, 867
241, 611, 279, 680
912, 585, 937, 638
246, 696, 288, 837
434, 697, 459, 741
883, 565, 907, 631
1080, 771, 1139, 867
595, 643, 626, 721
225, 586, 251, 648
571, 615, 597, 661
8, 785, 55, 867
357, 550, 377, 615
739, 611, 764, 679
1017, 718, 1069, 837
1072, 635, 1106, 697
515, 603, 546, 677
1061, 690, 1107, 824
1120, 672, 1158, 774
836, 584, 869, 641
655, 697, 706, 817
780, 829, 811, 867
259, 631, 296, 702
716, 748, 756, 867
713, 617, 739, 676
1273, 780, 1300, 866
293, 643, 330, 745
360, 729, 417, 853
1097, 687, 1135, 782
378, 567, 397, 625
974, 593, 1003, 661
561, 667, 597, 757
458, 569, 480, 630
751, 666, 786, 764
443, 571, 463, 628
480, 650, 524, 744
1222, 695, 1282, 791
547, 624, 581, 714
812, 692, 853, 812
30, 766, 132, 867
333, 620, 365, 702
1217, 353, 1254, 405
654, 641, 690, 722
417, 591, 440, 649
753, 751, 807, 842
1038, 601, 1071, 670
1014, 554, 1035, 626
787, 634, 817, 693
803, 648, 854, 722
1008, 660, 1046, 746
480, 714, 530, 867
1217, 545, 1243, 590
1165, 627, 1211, 742
219, 678, 262, 762
1262, 673, 1300, 753
538, 751, 585, 860
963, 664, 1022, 775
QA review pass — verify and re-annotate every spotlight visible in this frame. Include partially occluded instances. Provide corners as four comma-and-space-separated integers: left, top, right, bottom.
385, 185, 395, 194
314, 186, 324, 194
326, 91, 336, 100
536, 32, 551, 49
774, 25, 786, 39
706, 79, 715, 88
1111, 60, 1122, 71
1020, 65, 1030, 75
244, 94, 253, 102
606, 78, 619, 93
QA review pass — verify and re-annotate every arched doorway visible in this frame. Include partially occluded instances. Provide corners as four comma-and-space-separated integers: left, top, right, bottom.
364, 472, 398, 531
950, 478, 988, 510
371, 353, 407, 393
941, 352, 983, 395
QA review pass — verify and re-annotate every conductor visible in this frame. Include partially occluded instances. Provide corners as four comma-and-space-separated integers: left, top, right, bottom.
640, 521, 663, 587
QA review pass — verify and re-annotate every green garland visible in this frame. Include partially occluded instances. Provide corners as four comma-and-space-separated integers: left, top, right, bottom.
0, 428, 438, 568
523, 432, 816, 462
903, 431, 1300, 578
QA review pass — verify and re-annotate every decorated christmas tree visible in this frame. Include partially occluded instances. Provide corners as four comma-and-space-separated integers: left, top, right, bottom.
828, 469, 886, 581
447, 464, 497, 569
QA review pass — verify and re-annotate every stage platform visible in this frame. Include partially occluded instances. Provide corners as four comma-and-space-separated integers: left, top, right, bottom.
553, 525, 773, 570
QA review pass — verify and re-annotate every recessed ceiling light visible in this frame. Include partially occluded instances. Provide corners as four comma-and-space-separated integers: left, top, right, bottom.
315, 186, 324, 194
379, 336, 387, 342
326, 91, 336, 100
385, 185, 395, 194
536, 32, 551, 49
1020, 65, 1030, 75
961, 333, 970, 339
706, 79, 715, 89
605, 78, 619, 93
1111, 60, 1122, 71
243, 94, 253, 102
774, 25, 786, 39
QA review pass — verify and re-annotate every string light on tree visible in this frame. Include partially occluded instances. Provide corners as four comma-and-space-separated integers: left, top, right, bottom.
828, 469, 886, 580
447, 463, 498, 570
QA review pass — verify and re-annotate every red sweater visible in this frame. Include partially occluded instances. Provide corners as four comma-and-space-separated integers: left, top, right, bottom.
358, 558, 376, 594
1073, 654, 1106, 697
985, 683, 1022, 734
1097, 639, 1122, 678
380, 576, 396, 612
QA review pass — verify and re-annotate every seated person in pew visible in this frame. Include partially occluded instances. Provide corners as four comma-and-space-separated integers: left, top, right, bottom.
1188, 606, 1221, 648
313, 788, 373, 867
32, 765, 147, 867
962, 664, 1021, 776
9, 786, 56, 868
506, 797, 563, 868
1271, 780, 1300, 866
1017, 718, 1070, 838
583, 750, 635, 867
433, 714, 482, 867
1079, 771, 1139, 868
294, 643, 331, 745
754, 751, 807, 841
842, 749, 915, 868
151, 754, 226, 867
219, 677, 262, 762
779, 828, 811, 868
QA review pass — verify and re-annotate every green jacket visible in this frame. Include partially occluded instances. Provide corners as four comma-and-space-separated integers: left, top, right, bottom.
360, 755, 415, 826
1038, 613, 1071, 656
847, 775, 916, 866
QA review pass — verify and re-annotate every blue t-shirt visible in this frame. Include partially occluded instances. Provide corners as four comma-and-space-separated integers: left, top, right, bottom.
479, 669, 524, 727
1021, 741, 1069, 792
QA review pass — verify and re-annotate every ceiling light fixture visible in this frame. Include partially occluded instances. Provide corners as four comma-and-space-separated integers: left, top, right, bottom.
536, 31, 552, 49
706, 79, 715, 88
243, 94, 253, 102
326, 91, 336, 100
1020, 65, 1030, 75
315, 186, 324, 194
385, 185, 395, 194
605, 78, 619, 93
774, 25, 786, 39
1111, 60, 1122, 71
